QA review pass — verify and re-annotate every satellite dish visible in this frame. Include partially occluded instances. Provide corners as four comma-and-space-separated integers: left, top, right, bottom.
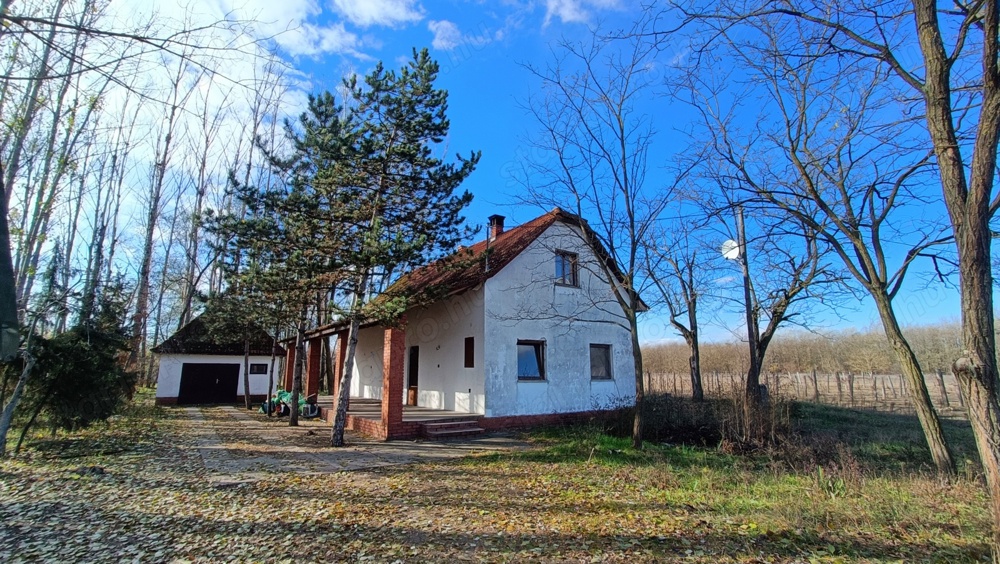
721, 239, 740, 260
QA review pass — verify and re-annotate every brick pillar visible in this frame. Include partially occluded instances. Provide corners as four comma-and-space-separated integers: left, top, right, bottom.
381, 324, 406, 439
305, 337, 321, 399
283, 343, 296, 391
333, 330, 349, 400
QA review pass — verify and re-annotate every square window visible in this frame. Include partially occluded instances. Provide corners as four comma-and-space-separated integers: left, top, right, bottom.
516, 340, 545, 380
555, 250, 578, 286
464, 336, 475, 368
249, 363, 268, 375
590, 345, 612, 380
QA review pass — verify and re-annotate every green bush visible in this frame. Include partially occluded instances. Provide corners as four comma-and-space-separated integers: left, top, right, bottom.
17, 281, 137, 439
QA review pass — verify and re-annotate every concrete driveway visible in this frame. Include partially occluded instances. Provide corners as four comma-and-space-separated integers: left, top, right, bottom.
178, 406, 527, 483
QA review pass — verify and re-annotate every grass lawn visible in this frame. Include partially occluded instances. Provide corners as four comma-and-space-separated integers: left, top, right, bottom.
0, 392, 990, 562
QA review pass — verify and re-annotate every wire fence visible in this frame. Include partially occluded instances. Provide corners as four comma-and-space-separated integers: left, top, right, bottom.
646, 369, 967, 418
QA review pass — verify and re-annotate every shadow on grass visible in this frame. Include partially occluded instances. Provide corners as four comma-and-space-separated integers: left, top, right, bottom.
791, 402, 979, 474
492, 396, 978, 476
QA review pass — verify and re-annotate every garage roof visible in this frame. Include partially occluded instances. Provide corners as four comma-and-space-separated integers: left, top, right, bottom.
151, 314, 286, 356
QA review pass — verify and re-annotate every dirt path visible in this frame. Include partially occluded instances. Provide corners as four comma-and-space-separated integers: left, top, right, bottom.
182, 406, 525, 481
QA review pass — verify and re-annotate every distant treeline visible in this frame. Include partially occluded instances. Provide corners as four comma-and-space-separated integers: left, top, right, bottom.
643, 323, 964, 376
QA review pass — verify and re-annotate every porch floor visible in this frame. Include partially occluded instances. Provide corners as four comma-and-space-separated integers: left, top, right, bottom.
315, 396, 480, 423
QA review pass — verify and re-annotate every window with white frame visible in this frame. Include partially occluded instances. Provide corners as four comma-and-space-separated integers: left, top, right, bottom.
590, 344, 612, 380
555, 250, 578, 286
517, 340, 545, 380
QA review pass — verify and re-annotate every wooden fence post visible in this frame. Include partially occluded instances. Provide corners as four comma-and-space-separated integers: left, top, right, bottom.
812, 368, 820, 402
935, 368, 949, 407
847, 371, 855, 407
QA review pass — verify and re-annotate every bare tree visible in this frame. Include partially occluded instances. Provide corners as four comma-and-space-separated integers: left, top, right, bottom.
711, 195, 843, 438
658, 0, 1000, 547
176, 69, 233, 328
126, 58, 194, 370
644, 204, 715, 401
516, 17, 676, 448
682, 18, 956, 471
0, 0, 280, 451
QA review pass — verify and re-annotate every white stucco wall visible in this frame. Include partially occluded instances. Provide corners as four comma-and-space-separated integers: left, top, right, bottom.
345, 289, 488, 413
155, 353, 279, 400
349, 326, 387, 399
404, 287, 486, 413
483, 221, 637, 417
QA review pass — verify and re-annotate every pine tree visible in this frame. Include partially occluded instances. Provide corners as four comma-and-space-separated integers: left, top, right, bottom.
208, 49, 478, 440
328, 49, 479, 446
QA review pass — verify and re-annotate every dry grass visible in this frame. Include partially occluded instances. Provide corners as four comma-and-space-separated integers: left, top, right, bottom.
0, 390, 990, 562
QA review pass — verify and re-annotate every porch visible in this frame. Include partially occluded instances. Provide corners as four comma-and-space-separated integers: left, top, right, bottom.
285, 321, 484, 440
316, 397, 484, 439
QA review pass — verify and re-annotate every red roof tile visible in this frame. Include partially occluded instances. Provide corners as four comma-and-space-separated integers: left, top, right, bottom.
306, 207, 643, 338
384, 207, 567, 300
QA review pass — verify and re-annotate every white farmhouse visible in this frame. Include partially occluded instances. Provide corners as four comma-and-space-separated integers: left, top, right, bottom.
287, 208, 642, 439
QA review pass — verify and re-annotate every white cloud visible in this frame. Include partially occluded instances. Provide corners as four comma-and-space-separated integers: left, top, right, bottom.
428, 20, 462, 50
288, 21, 361, 57
330, 0, 424, 28
156, 0, 366, 57
543, 0, 620, 26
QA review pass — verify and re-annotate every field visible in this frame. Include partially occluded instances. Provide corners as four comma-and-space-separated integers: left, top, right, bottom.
647, 371, 969, 418
0, 391, 991, 562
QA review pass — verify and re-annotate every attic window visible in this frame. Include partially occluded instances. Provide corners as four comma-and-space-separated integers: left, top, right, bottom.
555, 250, 578, 286
516, 340, 545, 380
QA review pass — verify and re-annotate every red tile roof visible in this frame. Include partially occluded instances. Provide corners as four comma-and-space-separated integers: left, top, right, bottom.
306, 207, 643, 338
385, 207, 568, 301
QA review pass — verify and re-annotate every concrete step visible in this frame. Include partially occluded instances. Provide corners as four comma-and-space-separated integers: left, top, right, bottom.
423, 426, 486, 439
422, 419, 485, 438
423, 420, 483, 432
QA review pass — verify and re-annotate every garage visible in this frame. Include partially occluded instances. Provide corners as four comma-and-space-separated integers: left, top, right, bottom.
152, 313, 285, 406
177, 363, 240, 405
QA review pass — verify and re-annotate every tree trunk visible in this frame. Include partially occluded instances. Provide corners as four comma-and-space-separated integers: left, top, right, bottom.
14, 385, 52, 455
242, 338, 251, 410
628, 309, 644, 449
127, 59, 189, 370
687, 333, 703, 402
0, 168, 18, 361
2, 0, 64, 206
952, 215, 1000, 556
289, 309, 307, 427
332, 274, 369, 447
736, 206, 761, 406
871, 291, 955, 474
266, 326, 279, 416
0, 353, 35, 456
687, 299, 703, 402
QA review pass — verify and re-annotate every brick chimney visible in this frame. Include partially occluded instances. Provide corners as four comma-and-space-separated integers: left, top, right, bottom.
488, 214, 505, 242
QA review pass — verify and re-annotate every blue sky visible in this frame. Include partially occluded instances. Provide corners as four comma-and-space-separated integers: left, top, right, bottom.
279, 1, 641, 229
182, 0, 964, 343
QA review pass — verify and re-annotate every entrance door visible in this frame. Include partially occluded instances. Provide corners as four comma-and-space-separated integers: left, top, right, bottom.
407, 346, 419, 406
178, 363, 240, 405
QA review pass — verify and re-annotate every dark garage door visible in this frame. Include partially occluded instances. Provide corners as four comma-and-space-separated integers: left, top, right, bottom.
178, 363, 240, 405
